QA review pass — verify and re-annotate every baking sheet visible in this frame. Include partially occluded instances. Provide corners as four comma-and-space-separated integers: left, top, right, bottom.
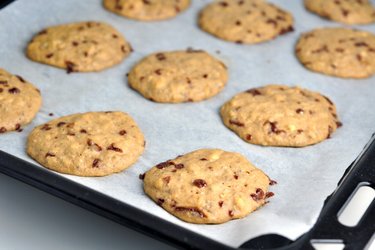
1, 0, 375, 247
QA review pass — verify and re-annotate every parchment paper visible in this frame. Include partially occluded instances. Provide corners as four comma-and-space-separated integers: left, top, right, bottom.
1, 0, 375, 247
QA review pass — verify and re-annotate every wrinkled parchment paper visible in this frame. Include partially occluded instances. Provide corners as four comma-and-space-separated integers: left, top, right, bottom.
1, 0, 374, 247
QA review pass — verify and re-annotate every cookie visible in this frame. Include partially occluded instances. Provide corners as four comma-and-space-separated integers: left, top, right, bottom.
0, 68, 42, 133
220, 85, 342, 147
27, 21, 132, 73
143, 149, 272, 224
304, 0, 375, 25
198, 0, 294, 44
27, 111, 145, 177
128, 49, 228, 103
296, 28, 375, 78
103, 0, 191, 21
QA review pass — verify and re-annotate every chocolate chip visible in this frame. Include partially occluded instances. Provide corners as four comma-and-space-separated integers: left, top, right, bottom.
174, 207, 206, 218
296, 108, 304, 114
269, 179, 277, 185
233, 174, 239, 180
219, 1, 228, 7
266, 19, 277, 28
175, 163, 184, 169
218, 201, 224, 207
336, 121, 343, 128
41, 124, 51, 131
92, 158, 100, 168
57, 122, 66, 127
157, 198, 165, 206
246, 134, 252, 140
251, 188, 265, 201
200, 158, 208, 161
246, 88, 261, 96
87, 139, 102, 151
312, 45, 329, 53
193, 179, 207, 188
155, 69, 162, 75
112, 34, 118, 39
38, 29, 47, 35
228, 210, 234, 217
0, 80, 7, 85
156, 160, 174, 169
119, 130, 127, 135
156, 53, 166, 61
354, 42, 368, 47
265, 192, 274, 198
341, 8, 349, 16
72, 41, 79, 46
8, 87, 20, 94
264, 121, 285, 134
235, 20, 242, 26
323, 95, 333, 105
15, 123, 21, 131
80, 129, 87, 133
279, 26, 294, 35
229, 120, 244, 127
107, 143, 123, 153
65, 61, 76, 74
139, 173, 146, 180
45, 152, 56, 157
0, 127, 6, 133
163, 176, 171, 184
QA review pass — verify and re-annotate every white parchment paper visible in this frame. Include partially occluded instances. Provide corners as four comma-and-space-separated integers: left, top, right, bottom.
1, 0, 375, 247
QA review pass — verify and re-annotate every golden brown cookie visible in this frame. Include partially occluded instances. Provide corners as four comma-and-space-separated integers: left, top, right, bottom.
198, 0, 294, 44
27, 112, 145, 177
0, 68, 42, 134
103, 0, 191, 21
27, 21, 132, 73
128, 49, 228, 103
143, 149, 272, 224
304, 0, 375, 25
296, 28, 375, 78
220, 85, 342, 147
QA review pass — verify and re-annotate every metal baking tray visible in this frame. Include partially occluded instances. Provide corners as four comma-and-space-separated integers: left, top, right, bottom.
0, 0, 374, 249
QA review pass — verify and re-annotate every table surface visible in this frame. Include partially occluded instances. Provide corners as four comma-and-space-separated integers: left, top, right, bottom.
0, 173, 176, 250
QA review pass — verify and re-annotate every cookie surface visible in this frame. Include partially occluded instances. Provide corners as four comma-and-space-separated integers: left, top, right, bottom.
198, 0, 294, 44
220, 85, 341, 147
103, 0, 190, 21
143, 149, 272, 224
304, 0, 375, 25
0, 68, 42, 133
27, 112, 145, 177
27, 21, 132, 73
296, 28, 375, 78
128, 49, 228, 103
